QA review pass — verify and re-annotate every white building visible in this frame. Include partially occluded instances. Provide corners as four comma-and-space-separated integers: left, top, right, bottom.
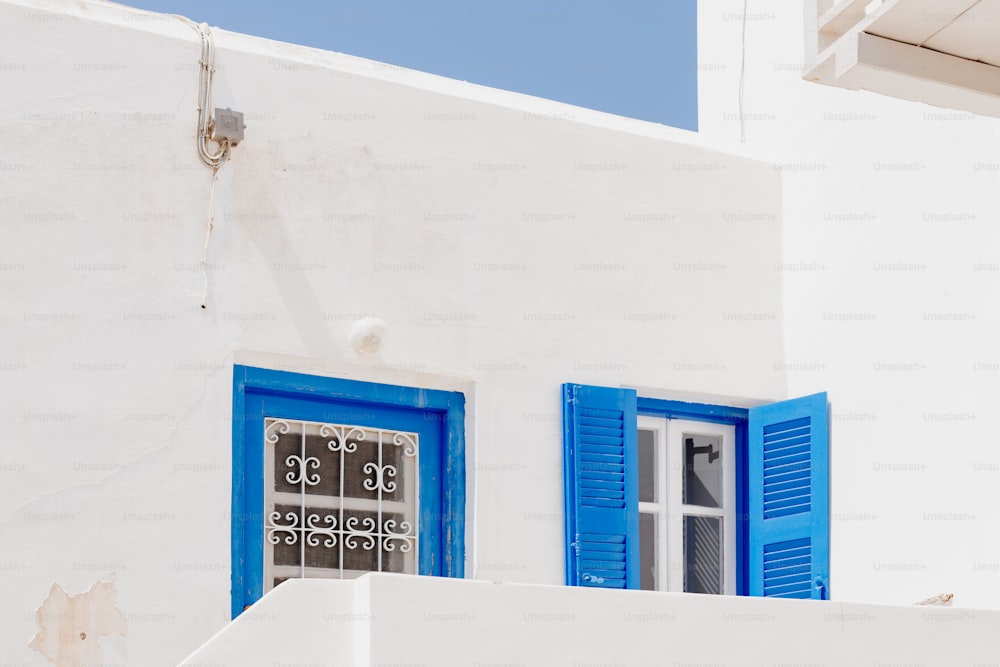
2, 0, 999, 665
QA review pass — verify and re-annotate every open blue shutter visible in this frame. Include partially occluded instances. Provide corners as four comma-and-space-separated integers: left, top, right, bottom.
562, 383, 638, 589
748, 392, 829, 599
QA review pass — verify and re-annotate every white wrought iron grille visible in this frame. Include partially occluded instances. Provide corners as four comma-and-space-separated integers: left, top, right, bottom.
263, 418, 418, 591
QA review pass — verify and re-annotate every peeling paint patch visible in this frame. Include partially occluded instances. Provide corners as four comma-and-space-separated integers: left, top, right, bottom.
29, 576, 126, 667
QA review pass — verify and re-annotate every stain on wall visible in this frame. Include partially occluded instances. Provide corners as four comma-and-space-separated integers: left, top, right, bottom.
29, 576, 126, 667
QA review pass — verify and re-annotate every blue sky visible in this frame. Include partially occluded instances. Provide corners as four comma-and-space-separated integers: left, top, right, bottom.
121, 0, 698, 130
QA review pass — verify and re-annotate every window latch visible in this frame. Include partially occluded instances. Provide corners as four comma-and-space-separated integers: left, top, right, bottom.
815, 577, 828, 600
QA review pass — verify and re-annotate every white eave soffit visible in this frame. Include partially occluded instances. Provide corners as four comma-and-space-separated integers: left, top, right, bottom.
803, 0, 1000, 118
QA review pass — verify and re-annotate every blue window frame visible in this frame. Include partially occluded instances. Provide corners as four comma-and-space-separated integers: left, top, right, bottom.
231, 365, 465, 617
563, 384, 829, 599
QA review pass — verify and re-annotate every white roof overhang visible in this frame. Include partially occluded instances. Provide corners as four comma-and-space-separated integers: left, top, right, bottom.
804, 0, 1000, 117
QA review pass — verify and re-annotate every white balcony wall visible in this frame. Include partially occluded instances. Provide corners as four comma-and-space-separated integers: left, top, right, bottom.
699, 0, 1000, 610
182, 574, 1000, 667
0, 0, 784, 664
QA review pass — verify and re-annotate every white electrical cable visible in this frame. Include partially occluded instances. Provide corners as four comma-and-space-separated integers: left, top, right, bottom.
200, 169, 219, 309
172, 14, 228, 308
173, 15, 232, 167
738, 0, 748, 143
194, 22, 231, 169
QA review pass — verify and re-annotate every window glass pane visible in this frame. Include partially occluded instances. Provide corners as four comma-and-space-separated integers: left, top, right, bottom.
683, 433, 722, 508
343, 437, 380, 500
684, 515, 722, 595
639, 512, 657, 591
380, 511, 411, 573
304, 429, 339, 497
341, 509, 380, 572
272, 428, 301, 495
638, 429, 657, 503
270, 504, 302, 567
272, 422, 343, 497
302, 507, 339, 570
380, 436, 407, 502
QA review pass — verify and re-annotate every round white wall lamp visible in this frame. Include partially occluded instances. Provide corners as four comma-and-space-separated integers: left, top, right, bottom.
348, 317, 388, 354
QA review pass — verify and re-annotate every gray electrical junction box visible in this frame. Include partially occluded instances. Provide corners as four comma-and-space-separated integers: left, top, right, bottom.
212, 107, 245, 145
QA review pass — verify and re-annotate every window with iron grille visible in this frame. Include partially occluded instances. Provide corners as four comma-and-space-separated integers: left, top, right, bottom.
231, 365, 465, 617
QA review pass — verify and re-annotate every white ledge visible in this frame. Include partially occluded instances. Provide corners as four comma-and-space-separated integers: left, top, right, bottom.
181, 573, 999, 666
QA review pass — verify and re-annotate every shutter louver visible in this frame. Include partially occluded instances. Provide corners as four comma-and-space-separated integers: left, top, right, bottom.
749, 393, 829, 599
579, 406, 627, 509
762, 538, 812, 597
762, 416, 812, 519
563, 384, 638, 589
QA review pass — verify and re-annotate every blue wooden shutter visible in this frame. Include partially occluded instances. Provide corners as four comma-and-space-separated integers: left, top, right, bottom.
562, 383, 639, 589
748, 392, 829, 599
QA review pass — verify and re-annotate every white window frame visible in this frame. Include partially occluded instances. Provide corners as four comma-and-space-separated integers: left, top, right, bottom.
638, 415, 736, 594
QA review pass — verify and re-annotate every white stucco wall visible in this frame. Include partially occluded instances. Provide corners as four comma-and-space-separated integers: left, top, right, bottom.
698, 0, 1000, 611
1, 1, 786, 664
184, 574, 1000, 667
